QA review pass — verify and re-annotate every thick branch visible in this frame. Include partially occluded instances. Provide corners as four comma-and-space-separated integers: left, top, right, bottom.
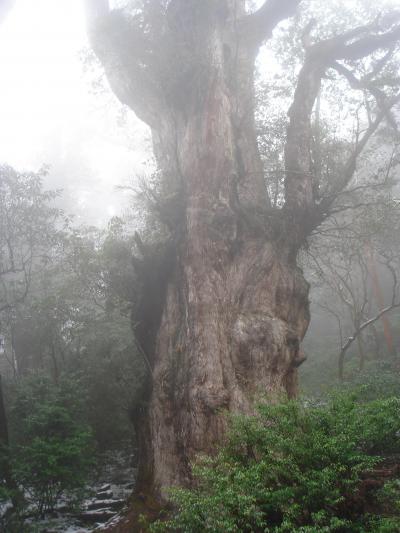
284, 55, 324, 212
84, 1, 162, 127
240, 0, 301, 48
284, 18, 400, 230
337, 25, 400, 60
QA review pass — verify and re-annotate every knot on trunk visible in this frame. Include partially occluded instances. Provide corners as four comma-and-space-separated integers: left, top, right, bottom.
197, 387, 230, 413
232, 313, 302, 391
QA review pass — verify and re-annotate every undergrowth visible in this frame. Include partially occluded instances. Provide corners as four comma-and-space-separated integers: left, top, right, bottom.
151, 390, 400, 532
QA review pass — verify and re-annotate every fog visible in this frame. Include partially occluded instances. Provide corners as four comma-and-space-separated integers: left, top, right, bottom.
1, 1, 400, 530
0, 0, 151, 225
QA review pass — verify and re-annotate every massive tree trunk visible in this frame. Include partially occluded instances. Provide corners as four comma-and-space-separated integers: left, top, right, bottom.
145, 105, 310, 492
85, 0, 400, 498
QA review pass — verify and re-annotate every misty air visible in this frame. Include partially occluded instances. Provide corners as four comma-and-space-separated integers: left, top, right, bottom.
1, 1, 400, 532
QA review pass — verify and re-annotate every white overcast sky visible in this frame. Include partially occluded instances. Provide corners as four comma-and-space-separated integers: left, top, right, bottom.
0, 0, 150, 225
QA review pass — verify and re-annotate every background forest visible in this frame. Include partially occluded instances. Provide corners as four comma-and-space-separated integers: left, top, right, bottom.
1, 0, 400, 532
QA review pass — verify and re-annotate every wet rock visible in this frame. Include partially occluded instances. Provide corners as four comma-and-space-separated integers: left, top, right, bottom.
86, 499, 125, 511
95, 490, 113, 500
79, 509, 116, 523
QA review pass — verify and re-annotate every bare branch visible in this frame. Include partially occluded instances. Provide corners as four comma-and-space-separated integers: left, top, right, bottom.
331, 60, 398, 132
339, 302, 400, 378
364, 46, 395, 82
327, 200, 390, 216
284, 15, 400, 231
320, 93, 400, 212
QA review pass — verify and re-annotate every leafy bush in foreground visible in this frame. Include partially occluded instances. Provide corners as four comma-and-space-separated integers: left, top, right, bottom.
152, 392, 400, 532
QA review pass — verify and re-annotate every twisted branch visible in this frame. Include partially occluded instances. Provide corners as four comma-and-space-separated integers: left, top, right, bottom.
284, 17, 400, 235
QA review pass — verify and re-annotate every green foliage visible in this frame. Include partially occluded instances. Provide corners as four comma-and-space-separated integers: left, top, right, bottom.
301, 357, 400, 400
378, 479, 400, 514
2, 215, 147, 451
0, 483, 10, 503
0, 164, 65, 313
340, 362, 400, 402
152, 393, 400, 532
10, 375, 94, 516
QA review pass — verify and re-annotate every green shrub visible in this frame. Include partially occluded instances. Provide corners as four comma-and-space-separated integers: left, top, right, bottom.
341, 362, 400, 401
152, 392, 400, 532
0, 485, 9, 501
10, 375, 94, 516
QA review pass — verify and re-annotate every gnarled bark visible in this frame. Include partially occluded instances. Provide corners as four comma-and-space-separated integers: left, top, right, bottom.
130, 8, 309, 492
85, 0, 400, 498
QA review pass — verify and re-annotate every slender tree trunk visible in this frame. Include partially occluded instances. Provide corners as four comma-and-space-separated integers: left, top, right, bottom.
357, 333, 366, 371
370, 324, 381, 360
49, 340, 59, 385
338, 304, 400, 380
339, 349, 345, 381
366, 245, 396, 357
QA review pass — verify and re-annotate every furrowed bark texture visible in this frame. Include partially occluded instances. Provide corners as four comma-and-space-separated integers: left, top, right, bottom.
84, 0, 388, 498
88, 0, 310, 497
146, 29, 309, 489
